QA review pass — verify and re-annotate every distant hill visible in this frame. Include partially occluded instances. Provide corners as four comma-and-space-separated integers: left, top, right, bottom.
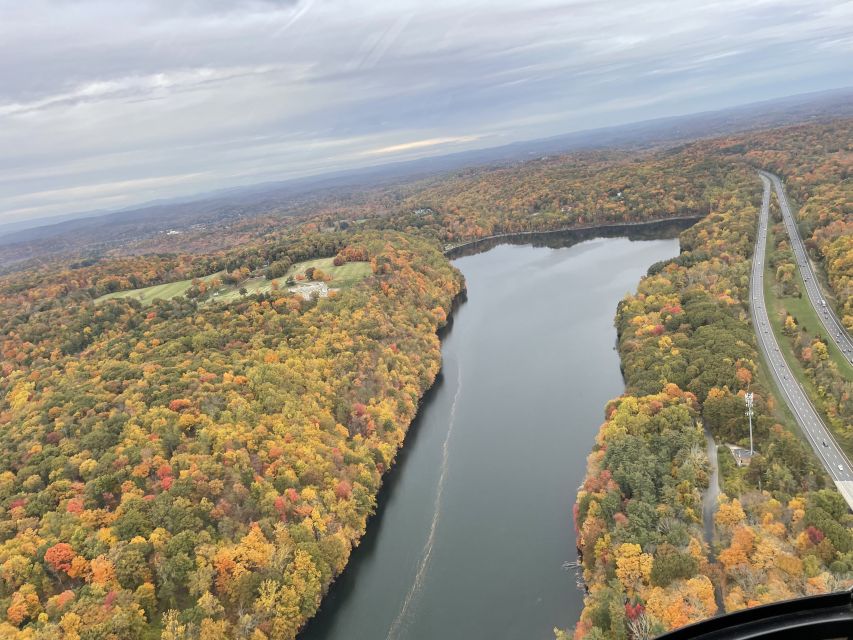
1, 86, 851, 268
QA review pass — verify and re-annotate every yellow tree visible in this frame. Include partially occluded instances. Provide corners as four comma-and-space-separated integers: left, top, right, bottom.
615, 543, 652, 595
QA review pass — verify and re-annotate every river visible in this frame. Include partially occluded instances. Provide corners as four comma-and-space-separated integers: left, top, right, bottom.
301, 226, 685, 640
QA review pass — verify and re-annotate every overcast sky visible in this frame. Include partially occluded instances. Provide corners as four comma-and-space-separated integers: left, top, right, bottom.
1, 0, 851, 224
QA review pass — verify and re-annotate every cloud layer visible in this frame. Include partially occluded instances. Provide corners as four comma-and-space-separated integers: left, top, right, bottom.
1, 0, 851, 222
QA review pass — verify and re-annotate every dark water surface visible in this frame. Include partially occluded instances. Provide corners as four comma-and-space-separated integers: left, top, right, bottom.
302, 233, 681, 640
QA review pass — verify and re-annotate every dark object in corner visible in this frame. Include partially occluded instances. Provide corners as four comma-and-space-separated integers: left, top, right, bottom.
656, 588, 853, 639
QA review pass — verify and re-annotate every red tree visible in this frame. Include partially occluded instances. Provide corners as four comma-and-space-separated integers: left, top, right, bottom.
45, 543, 76, 574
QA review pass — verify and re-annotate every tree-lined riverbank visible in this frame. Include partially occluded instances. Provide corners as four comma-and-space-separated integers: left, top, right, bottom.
302, 234, 681, 639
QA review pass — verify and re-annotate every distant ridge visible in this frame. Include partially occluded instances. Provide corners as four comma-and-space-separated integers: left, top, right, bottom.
1, 86, 851, 265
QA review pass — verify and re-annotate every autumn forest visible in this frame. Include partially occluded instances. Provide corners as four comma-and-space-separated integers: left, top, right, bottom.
0, 115, 851, 640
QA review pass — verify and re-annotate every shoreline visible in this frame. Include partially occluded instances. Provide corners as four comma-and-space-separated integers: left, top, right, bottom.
443, 213, 705, 258
302, 216, 700, 637
299, 282, 468, 637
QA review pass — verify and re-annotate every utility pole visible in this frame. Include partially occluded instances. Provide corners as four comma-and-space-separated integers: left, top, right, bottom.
745, 392, 755, 456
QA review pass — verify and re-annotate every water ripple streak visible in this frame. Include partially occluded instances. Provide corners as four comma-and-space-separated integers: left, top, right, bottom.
386, 359, 463, 640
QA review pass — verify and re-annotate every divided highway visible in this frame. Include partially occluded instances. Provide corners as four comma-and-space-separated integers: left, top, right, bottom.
760, 170, 853, 363
751, 174, 853, 510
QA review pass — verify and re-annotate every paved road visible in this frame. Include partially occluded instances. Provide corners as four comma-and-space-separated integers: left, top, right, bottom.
760, 170, 853, 364
702, 428, 720, 552
702, 428, 725, 611
751, 174, 853, 510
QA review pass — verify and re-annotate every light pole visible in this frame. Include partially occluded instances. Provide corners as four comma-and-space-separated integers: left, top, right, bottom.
745, 392, 755, 456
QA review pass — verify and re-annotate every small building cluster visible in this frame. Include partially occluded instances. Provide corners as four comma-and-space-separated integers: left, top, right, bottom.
288, 281, 329, 300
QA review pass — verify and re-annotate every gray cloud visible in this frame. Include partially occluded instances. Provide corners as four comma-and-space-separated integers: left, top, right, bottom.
1, 0, 851, 222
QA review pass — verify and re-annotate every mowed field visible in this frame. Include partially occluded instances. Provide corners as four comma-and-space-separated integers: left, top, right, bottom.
96, 271, 224, 306
211, 258, 372, 303
289, 257, 372, 287
95, 257, 372, 306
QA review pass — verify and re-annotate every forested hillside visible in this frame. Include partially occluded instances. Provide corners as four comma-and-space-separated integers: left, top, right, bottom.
0, 233, 462, 639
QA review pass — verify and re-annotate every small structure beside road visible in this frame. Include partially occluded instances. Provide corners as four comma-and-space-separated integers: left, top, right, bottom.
726, 444, 755, 467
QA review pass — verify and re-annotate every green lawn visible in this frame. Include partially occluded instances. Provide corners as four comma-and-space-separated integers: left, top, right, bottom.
95, 257, 372, 306
206, 276, 276, 304
282, 257, 372, 288
765, 277, 852, 376
95, 271, 225, 306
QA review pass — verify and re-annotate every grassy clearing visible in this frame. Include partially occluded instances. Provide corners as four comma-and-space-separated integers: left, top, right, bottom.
95, 257, 372, 306
96, 272, 224, 306
209, 277, 276, 304
283, 257, 372, 289
766, 280, 852, 376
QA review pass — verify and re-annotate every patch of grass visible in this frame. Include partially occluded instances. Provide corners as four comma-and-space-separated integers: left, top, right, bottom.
283, 257, 372, 288
768, 283, 852, 376
95, 257, 372, 306
96, 271, 224, 306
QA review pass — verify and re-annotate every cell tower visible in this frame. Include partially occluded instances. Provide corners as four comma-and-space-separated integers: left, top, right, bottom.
745, 392, 755, 456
